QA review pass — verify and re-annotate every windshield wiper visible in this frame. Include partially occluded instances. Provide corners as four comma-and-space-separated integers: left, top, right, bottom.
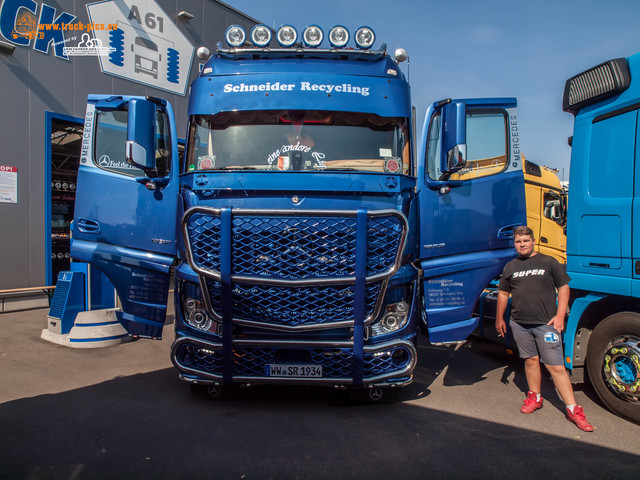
315, 167, 360, 172
215, 166, 258, 170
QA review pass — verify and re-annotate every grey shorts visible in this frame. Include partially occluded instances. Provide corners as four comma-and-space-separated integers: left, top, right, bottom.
509, 321, 564, 366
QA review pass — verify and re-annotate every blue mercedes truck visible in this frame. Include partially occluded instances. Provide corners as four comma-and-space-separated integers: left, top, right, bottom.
71, 24, 525, 398
558, 52, 640, 423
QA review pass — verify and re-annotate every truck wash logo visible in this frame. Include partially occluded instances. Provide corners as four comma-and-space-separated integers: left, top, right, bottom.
544, 332, 560, 343
0, 0, 75, 59
86, 0, 194, 96
12, 9, 42, 40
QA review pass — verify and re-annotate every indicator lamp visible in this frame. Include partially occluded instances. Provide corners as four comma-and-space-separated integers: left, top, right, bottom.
354, 26, 375, 49
302, 25, 323, 47
250, 24, 271, 47
225, 25, 246, 47
328, 25, 349, 48
277, 25, 298, 47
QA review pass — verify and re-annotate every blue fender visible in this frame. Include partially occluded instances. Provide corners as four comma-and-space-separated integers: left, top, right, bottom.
564, 293, 607, 369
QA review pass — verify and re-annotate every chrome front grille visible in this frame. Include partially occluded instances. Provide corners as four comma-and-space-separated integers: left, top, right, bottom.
185, 209, 406, 281
183, 208, 408, 330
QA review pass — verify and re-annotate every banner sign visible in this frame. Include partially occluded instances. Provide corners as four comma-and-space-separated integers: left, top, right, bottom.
0, 165, 18, 204
87, 0, 195, 95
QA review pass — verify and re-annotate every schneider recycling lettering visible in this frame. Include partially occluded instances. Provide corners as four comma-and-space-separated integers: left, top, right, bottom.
223, 81, 371, 96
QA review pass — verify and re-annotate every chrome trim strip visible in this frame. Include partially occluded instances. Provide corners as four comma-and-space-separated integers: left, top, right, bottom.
178, 374, 414, 388
171, 336, 417, 385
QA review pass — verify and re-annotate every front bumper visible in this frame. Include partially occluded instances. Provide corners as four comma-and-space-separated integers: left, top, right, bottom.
171, 335, 417, 387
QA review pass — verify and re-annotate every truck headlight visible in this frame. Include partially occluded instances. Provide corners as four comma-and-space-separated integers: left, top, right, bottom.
183, 297, 213, 332
370, 301, 409, 337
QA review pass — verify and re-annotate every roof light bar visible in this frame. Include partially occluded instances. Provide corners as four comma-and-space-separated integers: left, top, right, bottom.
354, 26, 375, 49
302, 25, 323, 47
225, 25, 246, 47
250, 24, 272, 47
328, 25, 349, 48
276, 25, 297, 47
221, 24, 383, 52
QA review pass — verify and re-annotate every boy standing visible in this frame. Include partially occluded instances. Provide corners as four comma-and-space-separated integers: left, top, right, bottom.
495, 226, 593, 432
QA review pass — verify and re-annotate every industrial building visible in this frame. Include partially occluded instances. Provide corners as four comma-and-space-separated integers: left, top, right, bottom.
0, 0, 259, 310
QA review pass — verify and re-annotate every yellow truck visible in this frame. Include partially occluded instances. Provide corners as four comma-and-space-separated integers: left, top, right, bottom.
523, 156, 567, 263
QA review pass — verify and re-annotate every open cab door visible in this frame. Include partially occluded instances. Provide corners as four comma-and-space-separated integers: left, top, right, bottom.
417, 98, 525, 343
71, 95, 179, 338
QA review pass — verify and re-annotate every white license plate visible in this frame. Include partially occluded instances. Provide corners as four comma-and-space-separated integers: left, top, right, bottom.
266, 364, 322, 377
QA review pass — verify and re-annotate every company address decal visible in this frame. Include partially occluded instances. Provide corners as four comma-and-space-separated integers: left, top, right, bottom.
223, 81, 371, 97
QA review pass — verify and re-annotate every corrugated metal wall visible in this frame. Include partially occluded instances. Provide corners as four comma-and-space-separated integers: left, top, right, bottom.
0, 0, 259, 289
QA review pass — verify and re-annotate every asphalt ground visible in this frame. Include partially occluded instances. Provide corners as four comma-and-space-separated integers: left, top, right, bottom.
1, 308, 639, 480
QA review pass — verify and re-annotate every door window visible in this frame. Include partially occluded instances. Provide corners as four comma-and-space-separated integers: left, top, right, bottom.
543, 191, 566, 225
94, 108, 171, 177
427, 109, 508, 181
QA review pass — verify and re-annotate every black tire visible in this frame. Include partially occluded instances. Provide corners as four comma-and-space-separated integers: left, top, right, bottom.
586, 312, 640, 424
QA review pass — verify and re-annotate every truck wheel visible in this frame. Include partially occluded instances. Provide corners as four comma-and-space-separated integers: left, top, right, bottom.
586, 312, 640, 424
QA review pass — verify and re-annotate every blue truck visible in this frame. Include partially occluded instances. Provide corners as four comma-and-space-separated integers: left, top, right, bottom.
477, 52, 640, 424
70, 24, 525, 399
558, 52, 640, 423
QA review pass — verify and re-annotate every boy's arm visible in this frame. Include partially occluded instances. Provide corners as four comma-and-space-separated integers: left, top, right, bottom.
547, 284, 570, 332
495, 290, 510, 336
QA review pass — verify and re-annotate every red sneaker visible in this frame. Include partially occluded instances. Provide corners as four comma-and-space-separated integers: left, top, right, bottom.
520, 391, 543, 414
566, 405, 594, 432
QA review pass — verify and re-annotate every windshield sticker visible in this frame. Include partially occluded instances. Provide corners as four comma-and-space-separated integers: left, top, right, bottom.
311, 152, 326, 169
98, 154, 135, 170
266, 145, 327, 170
267, 143, 310, 164
384, 158, 401, 173
198, 155, 215, 170
223, 81, 371, 97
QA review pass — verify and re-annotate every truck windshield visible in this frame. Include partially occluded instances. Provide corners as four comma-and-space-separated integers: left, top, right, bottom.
185, 110, 410, 174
